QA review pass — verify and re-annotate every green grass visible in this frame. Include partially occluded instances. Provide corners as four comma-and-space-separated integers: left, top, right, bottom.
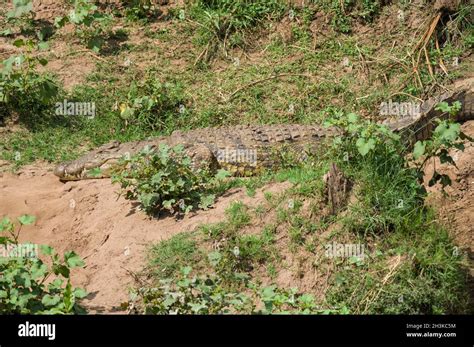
326, 210, 471, 314
148, 232, 202, 280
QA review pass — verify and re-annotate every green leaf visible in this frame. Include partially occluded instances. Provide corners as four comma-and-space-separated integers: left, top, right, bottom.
162, 199, 176, 210
151, 173, 163, 185
18, 215, 36, 226
435, 101, 450, 113
64, 251, 85, 268
413, 141, 426, 160
0, 217, 14, 232
38, 42, 49, 51
347, 113, 359, 123
42, 294, 61, 307
37, 79, 58, 103
434, 122, 460, 142
12, 39, 25, 48
0, 29, 13, 37
7, 0, 33, 18
54, 15, 68, 28
356, 138, 376, 156
181, 266, 192, 276
215, 169, 231, 180
40, 245, 53, 255
30, 262, 47, 279
188, 302, 207, 313
73, 287, 87, 299
199, 194, 215, 210
87, 36, 105, 53
208, 251, 222, 267
53, 264, 70, 278
173, 144, 185, 154
37, 58, 49, 66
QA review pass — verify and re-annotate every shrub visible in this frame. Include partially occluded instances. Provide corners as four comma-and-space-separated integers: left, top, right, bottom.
54, 0, 114, 53
113, 143, 229, 216
0, 215, 87, 314
130, 266, 347, 314
0, 39, 59, 125
324, 105, 471, 234
118, 75, 187, 131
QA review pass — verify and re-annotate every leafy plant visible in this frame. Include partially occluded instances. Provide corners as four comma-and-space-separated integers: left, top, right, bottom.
0, 215, 86, 314
0, 39, 59, 124
148, 232, 202, 280
411, 101, 473, 189
113, 144, 230, 216
123, 0, 160, 21
7, 0, 33, 19
119, 76, 187, 131
327, 113, 418, 233
326, 0, 383, 33
130, 265, 347, 314
130, 266, 253, 314
257, 285, 349, 314
324, 108, 467, 233
55, 0, 113, 53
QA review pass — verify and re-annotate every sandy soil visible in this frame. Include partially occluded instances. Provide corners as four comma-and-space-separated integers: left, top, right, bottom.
0, 165, 288, 312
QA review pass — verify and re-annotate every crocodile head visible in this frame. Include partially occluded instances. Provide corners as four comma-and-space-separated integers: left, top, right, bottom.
54, 139, 218, 181
54, 141, 129, 181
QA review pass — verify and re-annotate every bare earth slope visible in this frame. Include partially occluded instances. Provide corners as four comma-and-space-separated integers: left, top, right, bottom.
0, 167, 288, 312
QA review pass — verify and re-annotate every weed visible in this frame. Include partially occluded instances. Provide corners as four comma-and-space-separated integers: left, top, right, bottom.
0, 39, 59, 125
326, 210, 470, 314
0, 215, 86, 314
148, 232, 202, 280
188, 0, 286, 64
131, 264, 349, 314
113, 144, 230, 216
119, 73, 187, 131
55, 0, 114, 53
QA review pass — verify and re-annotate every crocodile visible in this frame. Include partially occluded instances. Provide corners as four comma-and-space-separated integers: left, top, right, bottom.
54, 86, 474, 181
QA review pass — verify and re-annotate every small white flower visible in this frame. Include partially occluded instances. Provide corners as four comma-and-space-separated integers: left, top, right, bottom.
233, 246, 240, 257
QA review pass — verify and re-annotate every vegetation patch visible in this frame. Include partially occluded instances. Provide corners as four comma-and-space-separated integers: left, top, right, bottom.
0, 215, 86, 314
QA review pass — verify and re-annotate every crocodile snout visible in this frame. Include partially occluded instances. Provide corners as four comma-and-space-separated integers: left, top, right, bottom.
53, 162, 85, 181
53, 164, 66, 178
